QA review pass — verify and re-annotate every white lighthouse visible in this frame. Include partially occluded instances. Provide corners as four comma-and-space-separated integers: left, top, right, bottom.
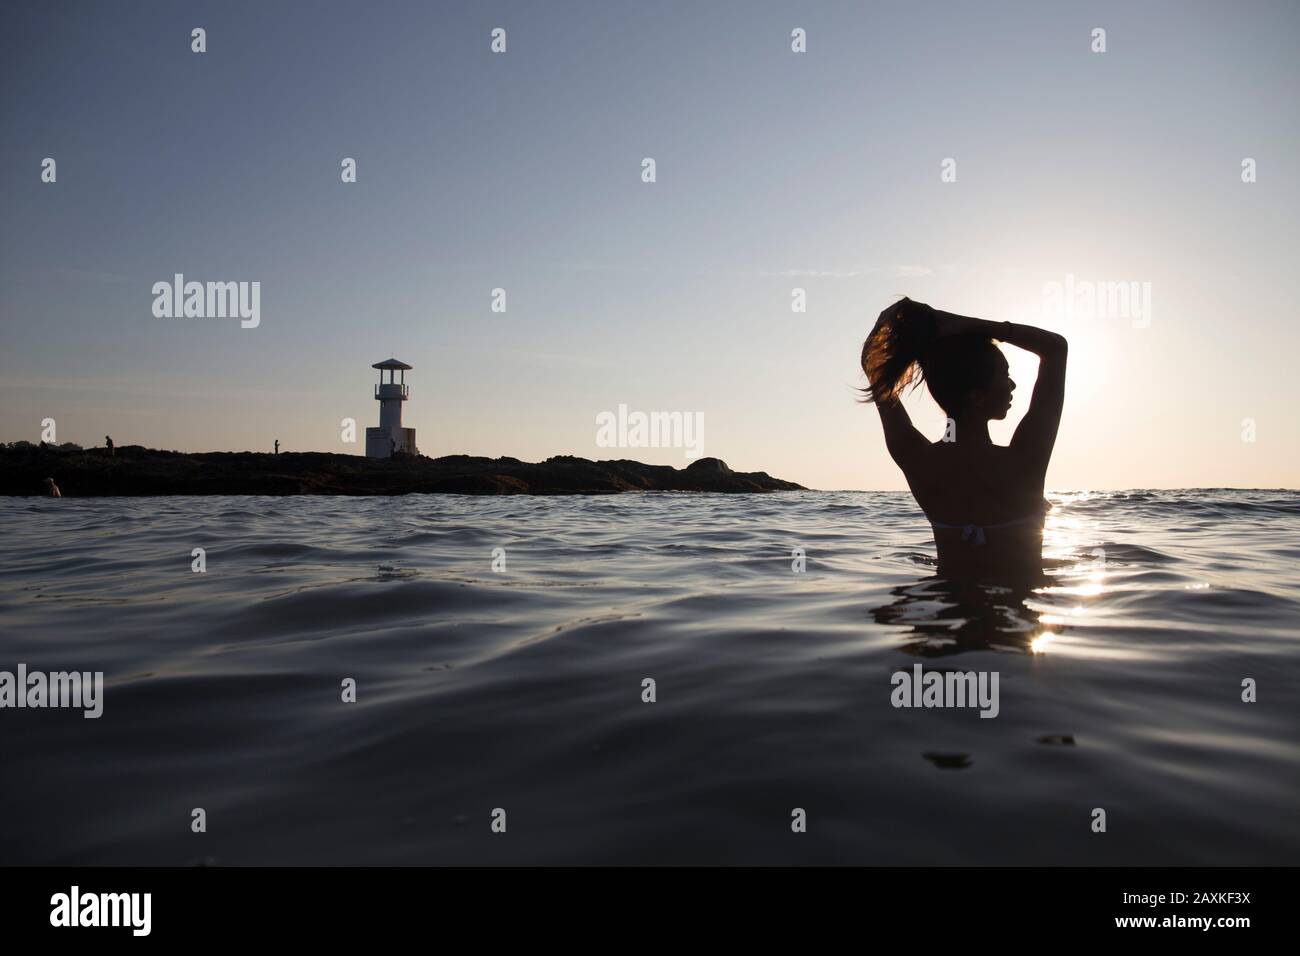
365, 358, 419, 458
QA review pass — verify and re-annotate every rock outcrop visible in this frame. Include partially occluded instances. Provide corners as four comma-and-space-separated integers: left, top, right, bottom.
0, 445, 805, 497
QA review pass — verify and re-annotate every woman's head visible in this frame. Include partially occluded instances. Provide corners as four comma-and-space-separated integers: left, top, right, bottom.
861, 302, 1014, 419
920, 334, 1014, 419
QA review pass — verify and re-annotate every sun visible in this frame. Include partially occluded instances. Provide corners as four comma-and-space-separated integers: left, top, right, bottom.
990, 297, 1114, 439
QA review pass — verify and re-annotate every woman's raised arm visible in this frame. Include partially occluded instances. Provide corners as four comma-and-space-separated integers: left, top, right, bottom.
861, 301, 937, 469
925, 306, 1067, 469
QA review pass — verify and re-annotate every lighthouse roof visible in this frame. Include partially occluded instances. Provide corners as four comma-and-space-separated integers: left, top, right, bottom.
372, 358, 413, 370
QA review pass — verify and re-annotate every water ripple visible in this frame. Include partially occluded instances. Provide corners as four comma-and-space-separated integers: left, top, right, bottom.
1, 489, 1297, 864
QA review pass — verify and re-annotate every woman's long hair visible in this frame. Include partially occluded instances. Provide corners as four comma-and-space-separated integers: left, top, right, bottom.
860, 299, 1000, 415
860, 298, 937, 405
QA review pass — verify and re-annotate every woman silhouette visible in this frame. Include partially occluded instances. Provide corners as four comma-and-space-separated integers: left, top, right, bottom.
861, 299, 1067, 582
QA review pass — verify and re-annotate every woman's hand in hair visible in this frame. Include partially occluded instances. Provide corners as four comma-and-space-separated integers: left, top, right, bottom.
875, 298, 937, 340
930, 307, 985, 339
884, 296, 927, 320
862, 298, 939, 405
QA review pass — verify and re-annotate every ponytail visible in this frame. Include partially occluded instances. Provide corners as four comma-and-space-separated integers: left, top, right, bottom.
860, 298, 937, 404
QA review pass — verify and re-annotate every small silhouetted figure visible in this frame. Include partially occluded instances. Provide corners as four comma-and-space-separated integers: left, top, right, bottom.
105, 435, 114, 456
44, 477, 61, 497
391, 438, 397, 456
274, 440, 280, 455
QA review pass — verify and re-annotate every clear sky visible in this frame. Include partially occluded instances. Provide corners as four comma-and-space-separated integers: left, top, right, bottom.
2, 0, 1297, 490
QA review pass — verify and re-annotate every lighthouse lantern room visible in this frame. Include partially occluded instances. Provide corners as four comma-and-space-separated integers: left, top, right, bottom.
365, 358, 418, 458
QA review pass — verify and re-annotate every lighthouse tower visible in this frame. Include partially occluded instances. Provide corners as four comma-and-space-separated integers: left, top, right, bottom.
365, 358, 418, 458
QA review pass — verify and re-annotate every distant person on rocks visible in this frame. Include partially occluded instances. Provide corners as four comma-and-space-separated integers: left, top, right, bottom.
105, 435, 114, 456
274, 440, 280, 455
44, 477, 61, 497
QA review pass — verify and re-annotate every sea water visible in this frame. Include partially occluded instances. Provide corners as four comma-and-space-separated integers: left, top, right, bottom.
1, 490, 1297, 864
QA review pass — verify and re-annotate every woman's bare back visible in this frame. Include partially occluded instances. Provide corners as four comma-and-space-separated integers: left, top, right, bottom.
902, 441, 1049, 580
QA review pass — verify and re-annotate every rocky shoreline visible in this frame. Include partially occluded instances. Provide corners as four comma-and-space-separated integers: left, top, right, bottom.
0, 446, 805, 497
